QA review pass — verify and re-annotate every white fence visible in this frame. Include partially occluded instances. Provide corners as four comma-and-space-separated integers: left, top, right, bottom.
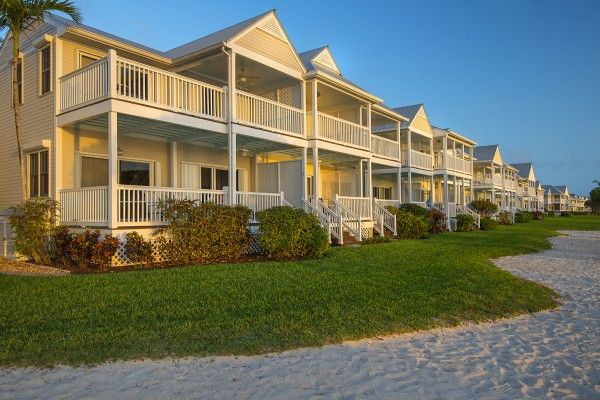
402, 150, 433, 170
60, 186, 109, 226
236, 91, 303, 137
59, 58, 109, 111
371, 136, 400, 160
335, 195, 372, 220
373, 201, 397, 235
309, 112, 370, 149
236, 191, 287, 219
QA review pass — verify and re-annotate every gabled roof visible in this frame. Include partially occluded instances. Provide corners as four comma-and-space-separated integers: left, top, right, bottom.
392, 104, 422, 129
431, 125, 476, 146
473, 145, 500, 162
165, 10, 273, 58
511, 162, 532, 178
542, 185, 568, 195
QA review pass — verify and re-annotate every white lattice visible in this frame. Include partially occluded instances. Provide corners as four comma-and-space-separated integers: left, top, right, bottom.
313, 48, 340, 73
279, 160, 304, 208
258, 15, 286, 41
256, 163, 280, 193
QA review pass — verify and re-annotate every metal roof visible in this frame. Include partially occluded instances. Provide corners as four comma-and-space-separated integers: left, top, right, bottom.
510, 162, 533, 179
392, 104, 423, 129
473, 145, 499, 162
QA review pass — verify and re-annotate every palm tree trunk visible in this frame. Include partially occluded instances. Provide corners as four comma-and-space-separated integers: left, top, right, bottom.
11, 32, 27, 201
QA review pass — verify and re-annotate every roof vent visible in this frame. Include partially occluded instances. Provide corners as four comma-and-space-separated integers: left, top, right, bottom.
313, 48, 340, 73
258, 15, 286, 41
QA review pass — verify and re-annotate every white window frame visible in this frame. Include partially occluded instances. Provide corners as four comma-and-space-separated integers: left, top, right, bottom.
76, 49, 103, 69
27, 149, 50, 198
38, 44, 53, 96
180, 161, 246, 191
76, 152, 158, 188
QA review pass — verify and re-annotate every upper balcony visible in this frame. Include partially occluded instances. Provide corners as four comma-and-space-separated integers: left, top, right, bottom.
58, 51, 304, 139
433, 153, 472, 175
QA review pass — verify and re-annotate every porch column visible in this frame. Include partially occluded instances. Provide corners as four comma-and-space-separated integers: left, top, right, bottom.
312, 80, 319, 139
312, 147, 320, 204
430, 175, 434, 203
407, 130, 412, 203
396, 167, 402, 202
170, 141, 178, 188
366, 159, 372, 199
443, 171, 450, 228
358, 159, 364, 197
227, 50, 237, 205
301, 147, 308, 200
108, 111, 118, 229
462, 177, 466, 205
453, 175, 457, 203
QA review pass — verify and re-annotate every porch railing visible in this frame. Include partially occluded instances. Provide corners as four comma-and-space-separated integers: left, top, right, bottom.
60, 186, 109, 226
371, 136, 400, 160
236, 91, 303, 137
236, 191, 287, 219
401, 150, 433, 170
309, 112, 370, 149
335, 195, 372, 220
457, 204, 481, 228
373, 201, 397, 236
59, 55, 226, 122
302, 199, 334, 243
375, 199, 402, 209
434, 154, 472, 174
332, 198, 363, 242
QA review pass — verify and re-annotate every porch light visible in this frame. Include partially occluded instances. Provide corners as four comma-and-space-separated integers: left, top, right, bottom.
117, 146, 124, 156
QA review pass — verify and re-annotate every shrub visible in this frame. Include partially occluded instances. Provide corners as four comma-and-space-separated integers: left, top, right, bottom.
399, 203, 429, 219
515, 211, 533, 223
560, 211, 572, 217
497, 211, 513, 225
256, 206, 328, 260
50, 226, 74, 267
155, 200, 252, 265
532, 211, 544, 220
68, 229, 101, 270
124, 232, 154, 265
456, 213, 477, 232
480, 217, 498, 231
469, 200, 498, 218
427, 207, 447, 233
8, 199, 59, 264
361, 235, 392, 245
386, 207, 428, 239
91, 235, 120, 271
545, 211, 556, 217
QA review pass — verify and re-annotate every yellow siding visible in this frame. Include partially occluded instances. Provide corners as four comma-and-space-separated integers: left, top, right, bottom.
61, 38, 107, 75
411, 108, 432, 135
0, 21, 56, 213
235, 28, 303, 73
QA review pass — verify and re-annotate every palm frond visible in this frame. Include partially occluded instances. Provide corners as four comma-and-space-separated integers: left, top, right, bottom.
26, 0, 82, 24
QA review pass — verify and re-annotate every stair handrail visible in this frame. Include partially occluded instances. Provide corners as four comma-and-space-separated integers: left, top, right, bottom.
373, 200, 397, 236
302, 198, 335, 243
333, 196, 362, 242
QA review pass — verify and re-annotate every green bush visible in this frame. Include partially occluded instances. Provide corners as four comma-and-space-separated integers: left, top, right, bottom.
427, 207, 447, 233
560, 211, 572, 217
67, 229, 118, 271
497, 211, 513, 225
386, 207, 428, 239
545, 211, 556, 217
361, 235, 392, 245
455, 213, 477, 232
8, 199, 59, 265
155, 200, 252, 265
124, 232, 154, 265
470, 200, 498, 218
480, 217, 498, 231
50, 226, 73, 267
91, 235, 120, 270
532, 211, 544, 220
256, 206, 328, 260
399, 203, 429, 219
515, 211, 533, 223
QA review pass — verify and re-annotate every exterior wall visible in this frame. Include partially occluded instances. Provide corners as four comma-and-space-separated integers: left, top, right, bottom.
235, 28, 303, 73
372, 175, 398, 200
61, 37, 107, 75
0, 21, 57, 214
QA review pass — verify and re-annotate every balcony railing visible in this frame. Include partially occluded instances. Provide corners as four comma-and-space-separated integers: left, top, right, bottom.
59, 186, 109, 226
308, 112, 370, 149
434, 154, 472, 174
59, 58, 110, 111
335, 195, 373, 220
236, 91, 303, 137
401, 150, 433, 170
371, 136, 400, 160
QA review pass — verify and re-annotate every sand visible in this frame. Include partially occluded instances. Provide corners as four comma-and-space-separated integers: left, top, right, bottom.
1, 230, 599, 399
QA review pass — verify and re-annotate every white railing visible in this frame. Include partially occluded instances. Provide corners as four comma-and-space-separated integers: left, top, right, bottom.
59, 57, 109, 111
236, 191, 286, 219
402, 150, 433, 170
302, 199, 333, 243
60, 186, 109, 225
335, 195, 372, 220
310, 112, 370, 149
474, 175, 503, 186
373, 201, 397, 236
457, 204, 481, 228
118, 186, 224, 225
434, 154, 472, 174
236, 91, 303, 137
115, 57, 225, 120
375, 199, 402, 209
371, 135, 400, 160
332, 198, 362, 241
315, 198, 344, 244
434, 202, 457, 219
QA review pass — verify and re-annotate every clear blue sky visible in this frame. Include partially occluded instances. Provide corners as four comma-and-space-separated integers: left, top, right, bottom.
48, 1, 600, 194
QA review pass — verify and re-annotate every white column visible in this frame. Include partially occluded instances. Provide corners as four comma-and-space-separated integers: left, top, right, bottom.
312, 147, 320, 203
170, 141, 178, 188
453, 175, 457, 204
407, 130, 412, 203
53, 37, 63, 203
312, 80, 319, 139
358, 159, 364, 197
430, 175, 434, 203
108, 111, 118, 229
396, 167, 402, 202
301, 147, 308, 200
227, 50, 237, 205
366, 158, 372, 199
462, 177, 466, 205
300, 81, 306, 138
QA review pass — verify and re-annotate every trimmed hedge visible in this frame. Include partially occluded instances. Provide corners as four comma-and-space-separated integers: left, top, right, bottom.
386, 207, 429, 239
560, 211, 573, 217
480, 217, 498, 231
399, 203, 429, 219
515, 211, 533, 223
456, 213, 477, 232
532, 211, 544, 220
256, 206, 328, 260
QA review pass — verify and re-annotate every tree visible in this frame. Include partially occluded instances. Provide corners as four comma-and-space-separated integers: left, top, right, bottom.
594, 179, 600, 187
0, 0, 81, 200
587, 187, 600, 215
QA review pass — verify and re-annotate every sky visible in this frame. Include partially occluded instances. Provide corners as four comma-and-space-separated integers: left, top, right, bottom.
13, 0, 600, 194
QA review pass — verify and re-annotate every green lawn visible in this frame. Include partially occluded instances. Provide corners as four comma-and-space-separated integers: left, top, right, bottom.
1, 215, 599, 367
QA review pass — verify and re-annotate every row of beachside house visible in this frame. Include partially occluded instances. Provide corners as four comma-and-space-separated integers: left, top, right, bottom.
0, 10, 588, 250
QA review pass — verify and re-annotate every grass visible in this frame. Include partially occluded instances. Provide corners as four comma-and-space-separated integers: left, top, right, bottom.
1, 215, 598, 367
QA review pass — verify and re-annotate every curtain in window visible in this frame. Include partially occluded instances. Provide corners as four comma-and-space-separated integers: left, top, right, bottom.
81, 156, 108, 187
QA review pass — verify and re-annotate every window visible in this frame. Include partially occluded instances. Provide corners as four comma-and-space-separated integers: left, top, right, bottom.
182, 163, 243, 190
28, 150, 49, 198
16, 58, 24, 104
39, 45, 52, 95
201, 167, 212, 189
79, 53, 99, 68
215, 169, 228, 190
373, 186, 392, 200
119, 160, 150, 186
81, 156, 108, 187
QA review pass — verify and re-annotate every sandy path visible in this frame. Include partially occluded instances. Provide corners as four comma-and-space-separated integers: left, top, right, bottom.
1, 231, 599, 399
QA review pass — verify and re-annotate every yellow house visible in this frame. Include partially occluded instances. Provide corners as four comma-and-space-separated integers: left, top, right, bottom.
473, 145, 518, 211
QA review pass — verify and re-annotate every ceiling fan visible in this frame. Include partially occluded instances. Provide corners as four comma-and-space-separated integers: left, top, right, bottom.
237, 67, 259, 88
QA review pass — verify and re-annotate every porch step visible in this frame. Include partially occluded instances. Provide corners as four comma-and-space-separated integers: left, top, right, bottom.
341, 231, 361, 246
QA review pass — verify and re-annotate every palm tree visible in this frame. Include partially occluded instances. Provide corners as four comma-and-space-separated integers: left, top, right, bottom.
594, 180, 600, 187
0, 0, 81, 200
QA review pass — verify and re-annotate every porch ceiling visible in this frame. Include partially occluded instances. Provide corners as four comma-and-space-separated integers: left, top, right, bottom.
72, 114, 302, 155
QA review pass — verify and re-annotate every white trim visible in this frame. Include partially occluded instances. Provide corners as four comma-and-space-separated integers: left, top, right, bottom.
180, 161, 247, 191
76, 151, 158, 188
76, 49, 103, 69
38, 43, 53, 96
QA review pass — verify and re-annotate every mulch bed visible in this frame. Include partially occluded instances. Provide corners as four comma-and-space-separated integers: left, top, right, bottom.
0, 257, 70, 276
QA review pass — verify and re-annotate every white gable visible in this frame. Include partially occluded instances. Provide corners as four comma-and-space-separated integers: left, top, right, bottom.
257, 13, 287, 41
312, 47, 340, 74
